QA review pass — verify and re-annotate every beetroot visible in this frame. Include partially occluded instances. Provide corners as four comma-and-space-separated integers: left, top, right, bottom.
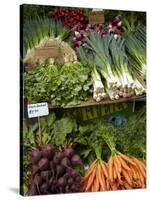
40, 170, 51, 181
64, 148, 74, 158
65, 185, 71, 193
56, 165, 65, 177
75, 175, 81, 182
40, 144, 54, 152
53, 152, 64, 164
58, 176, 66, 187
28, 183, 38, 195
67, 178, 74, 184
71, 154, 82, 167
61, 157, 71, 168
40, 182, 49, 194
38, 158, 49, 171
30, 150, 42, 165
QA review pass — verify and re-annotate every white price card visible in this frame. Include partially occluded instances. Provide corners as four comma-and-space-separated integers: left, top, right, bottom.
27, 103, 49, 118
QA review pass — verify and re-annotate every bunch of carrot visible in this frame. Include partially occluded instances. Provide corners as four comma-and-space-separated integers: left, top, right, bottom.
81, 159, 110, 192
81, 153, 146, 192
108, 153, 146, 190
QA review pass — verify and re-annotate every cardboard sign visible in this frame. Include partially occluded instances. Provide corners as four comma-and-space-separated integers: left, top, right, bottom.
34, 45, 60, 59
89, 11, 105, 25
27, 103, 49, 118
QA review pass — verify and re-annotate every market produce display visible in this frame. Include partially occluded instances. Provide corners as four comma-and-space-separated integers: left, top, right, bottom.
23, 12, 146, 106
21, 5, 146, 196
22, 105, 146, 195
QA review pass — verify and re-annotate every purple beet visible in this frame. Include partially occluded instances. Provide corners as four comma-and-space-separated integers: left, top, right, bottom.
38, 158, 49, 171
30, 149, 42, 165
64, 148, 74, 158
28, 183, 38, 196
40, 182, 49, 194
71, 154, 82, 167
61, 157, 71, 168
57, 176, 66, 187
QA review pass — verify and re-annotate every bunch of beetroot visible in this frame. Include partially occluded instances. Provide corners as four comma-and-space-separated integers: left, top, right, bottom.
52, 8, 85, 29
28, 144, 83, 196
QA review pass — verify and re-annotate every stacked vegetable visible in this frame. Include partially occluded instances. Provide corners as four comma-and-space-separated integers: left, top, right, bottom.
28, 144, 82, 195
77, 29, 146, 102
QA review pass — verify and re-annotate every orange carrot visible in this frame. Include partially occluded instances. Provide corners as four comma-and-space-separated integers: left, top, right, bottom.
119, 154, 136, 166
117, 155, 131, 171
95, 165, 100, 191
115, 155, 122, 173
83, 160, 97, 182
121, 169, 132, 185
133, 158, 146, 178
85, 167, 96, 192
97, 162, 105, 191
101, 161, 108, 179
113, 156, 121, 180
108, 158, 114, 182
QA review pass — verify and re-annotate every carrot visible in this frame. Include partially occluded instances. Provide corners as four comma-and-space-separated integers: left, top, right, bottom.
113, 165, 117, 180
94, 165, 100, 191
97, 162, 105, 191
140, 160, 146, 172
113, 156, 121, 180
119, 154, 136, 166
136, 167, 145, 186
133, 158, 146, 178
105, 179, 110, 190
115, 155, 122, 173
121, 169, 132, 185
83, 160, 97, 182
108, 158, 114, 182
85, 167, 96, 192
124, 182, 132, 189
101, 161, 108, 179
117, 155, 131, 171
92, 178, 97, 192
130, 165, 138, 180
111, 181, 118, 190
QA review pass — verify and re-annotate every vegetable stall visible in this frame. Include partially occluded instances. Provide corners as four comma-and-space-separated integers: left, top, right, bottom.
20, 5, 146, 196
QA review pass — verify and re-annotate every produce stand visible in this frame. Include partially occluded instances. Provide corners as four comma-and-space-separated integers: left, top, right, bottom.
47, 95, 146, 109
20, 4, 146, 197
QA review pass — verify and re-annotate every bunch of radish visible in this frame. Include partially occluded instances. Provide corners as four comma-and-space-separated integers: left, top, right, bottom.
28, 144, 83, 195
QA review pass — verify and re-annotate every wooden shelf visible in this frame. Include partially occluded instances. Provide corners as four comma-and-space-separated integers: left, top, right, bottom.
48, 95, 146, 109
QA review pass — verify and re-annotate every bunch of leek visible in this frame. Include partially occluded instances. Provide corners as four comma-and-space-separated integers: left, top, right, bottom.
77, 46, 107, 102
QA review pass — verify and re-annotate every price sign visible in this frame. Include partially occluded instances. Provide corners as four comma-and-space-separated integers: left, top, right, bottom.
27, 103, 49, 118
89, 11, 105, 25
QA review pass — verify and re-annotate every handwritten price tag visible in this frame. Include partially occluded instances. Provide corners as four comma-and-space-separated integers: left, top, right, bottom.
27, 103, 49, 118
